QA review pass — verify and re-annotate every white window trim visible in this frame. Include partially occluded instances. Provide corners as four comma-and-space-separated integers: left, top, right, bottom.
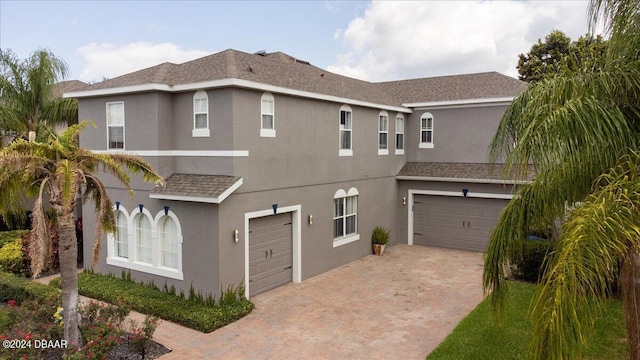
333, 187, 359, 248
106, 101, 125, 150
395, 114, 405, 155
155, 210, 183, 272
106, 204, 184, 280
420, 112, 434, 149
192, 90, 210, 138
378, 111, 389, 155
131, 207, 154, 265
260, 92, 276, 137
339, 105, 353, 157
107, 206, 130, 261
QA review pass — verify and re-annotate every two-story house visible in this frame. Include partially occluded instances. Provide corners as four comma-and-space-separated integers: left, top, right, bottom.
65, 49, 527, 298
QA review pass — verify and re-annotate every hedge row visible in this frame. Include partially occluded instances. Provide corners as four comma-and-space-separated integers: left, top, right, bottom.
50, 271, 254, 333
509, 239, 554, 283
0, 271, 61, 303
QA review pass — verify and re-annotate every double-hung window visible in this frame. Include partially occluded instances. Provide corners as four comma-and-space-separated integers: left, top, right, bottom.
339, 105, 353, 156
260, 92, 275, 137
106, 102, 124, 150
420, 112, 434, 148
193, 90, 209, 137
395, 114, 404, 154
333, 188, 359, 247
378, 111, 389, 155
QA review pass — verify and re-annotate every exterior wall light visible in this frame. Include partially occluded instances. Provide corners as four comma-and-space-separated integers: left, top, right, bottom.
402, 196, 407, 205
233, 229, 239, 243
308, 214, 313, 225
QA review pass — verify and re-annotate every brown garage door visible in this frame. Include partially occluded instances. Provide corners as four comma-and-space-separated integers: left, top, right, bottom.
249, 213, 293, 297
413, 195, 508, 252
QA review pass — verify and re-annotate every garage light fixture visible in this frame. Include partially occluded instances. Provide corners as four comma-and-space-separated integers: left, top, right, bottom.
308, 214, 313, 225
233, 229, 239, 243
402, 196, 406, 205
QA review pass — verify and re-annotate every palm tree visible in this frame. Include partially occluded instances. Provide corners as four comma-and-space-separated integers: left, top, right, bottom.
0, 121, 163, 346
0, 48, 78, 142
483, 1, 640, 359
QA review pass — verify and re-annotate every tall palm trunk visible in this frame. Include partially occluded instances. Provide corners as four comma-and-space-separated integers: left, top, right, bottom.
621, 247, 640, 359
57, 211, 80, 346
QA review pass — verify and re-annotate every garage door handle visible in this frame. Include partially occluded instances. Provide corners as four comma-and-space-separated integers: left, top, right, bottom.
265, 251, 268, 259
284, 266, 292, 270
270, 249, 273, 258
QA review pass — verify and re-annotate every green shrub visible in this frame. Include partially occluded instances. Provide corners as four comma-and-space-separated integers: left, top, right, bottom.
509, 238, 554, 283
0, 238, 30, 276
371, 226, 390, 245
0, 212, 31, 231
0, 271, 61, 303
0, 230, 27, 250
51, 271, 254, 333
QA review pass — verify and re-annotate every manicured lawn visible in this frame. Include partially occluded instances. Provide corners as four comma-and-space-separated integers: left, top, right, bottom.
427, 281, 627, 360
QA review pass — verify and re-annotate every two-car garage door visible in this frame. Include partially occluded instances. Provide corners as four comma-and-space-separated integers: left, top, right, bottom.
413, 194, 508, 252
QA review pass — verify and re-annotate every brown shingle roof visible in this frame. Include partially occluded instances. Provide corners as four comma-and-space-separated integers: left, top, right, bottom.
397, 162, 535, 182
70, 49, 526, 106
150, 173, 242, 203
52, 80, 88, 98
378, 72, 527, 103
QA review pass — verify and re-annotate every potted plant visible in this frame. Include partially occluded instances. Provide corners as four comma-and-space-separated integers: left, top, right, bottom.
371, 226, 390, 256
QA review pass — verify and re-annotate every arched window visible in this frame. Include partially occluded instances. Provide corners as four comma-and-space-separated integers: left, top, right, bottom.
114, 210, 128, 258
339, 105, 353, 156
134, 212, 153, 264
333, 187, 359, 246
420, 112, 434, 148
158, 215, 181, 270
193, 90, 209, 137
260, 92, 276, 137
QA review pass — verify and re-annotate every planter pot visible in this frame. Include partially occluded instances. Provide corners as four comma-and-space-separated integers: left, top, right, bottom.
373, 244, 386, 256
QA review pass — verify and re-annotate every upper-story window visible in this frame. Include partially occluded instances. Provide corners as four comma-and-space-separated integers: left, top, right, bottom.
339, 105, 353, 157
106, 102, 124, 150
260, 92, 276, 137
395, 114, 404, 155
420, 112, 434, 148
193, 90, 210, 137
378, 111, 389, 155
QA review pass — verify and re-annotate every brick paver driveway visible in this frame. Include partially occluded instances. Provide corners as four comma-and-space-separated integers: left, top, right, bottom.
155, 244, 485, 359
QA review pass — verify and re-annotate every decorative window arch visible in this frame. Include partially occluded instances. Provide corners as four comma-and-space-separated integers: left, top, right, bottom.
395, 113, 404, 154
193, 90, 209, 137
339, 105, 353, 156
378, 110, 389, 155
260, 92, 276, 137
420, 112, 434, 148
155, 210, 183, 271
333, 187, 359, 247
108, 205, 130, 260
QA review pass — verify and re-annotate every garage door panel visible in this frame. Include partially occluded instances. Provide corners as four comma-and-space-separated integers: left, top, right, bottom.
413, 194, 508, 252
249, 213, 293, 297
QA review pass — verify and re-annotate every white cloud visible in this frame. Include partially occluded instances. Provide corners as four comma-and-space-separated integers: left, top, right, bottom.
328, 1, 592, 81
77, 42, 210, 82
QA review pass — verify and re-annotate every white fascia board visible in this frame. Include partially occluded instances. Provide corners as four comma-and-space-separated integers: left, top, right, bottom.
396, 175, 531, 185
403, 97, 514, 109
65, 78, 412, 114
149, 178, 243, 204
92, 150, 249, 157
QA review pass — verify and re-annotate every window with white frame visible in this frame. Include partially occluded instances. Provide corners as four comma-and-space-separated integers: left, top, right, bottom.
420, 112, 434, 148
333, 188, 359, 247
159, 215, 180, 270
134, 212, 153, 264
395, 114, 404, 154
339, 105, 353, 156
106, 102, 124, 150
378, 111, 388, 155
260, 92, 275, 137
107, 205, 184, 280
193, 90, 209, 137
115, 210, 128, 258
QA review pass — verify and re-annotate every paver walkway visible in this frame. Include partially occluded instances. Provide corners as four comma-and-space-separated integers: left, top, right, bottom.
38, 245, 485, 359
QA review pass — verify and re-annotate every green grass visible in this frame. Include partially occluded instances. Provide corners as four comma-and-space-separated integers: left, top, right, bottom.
427, 281, 628, 360
50, 271, 254, 333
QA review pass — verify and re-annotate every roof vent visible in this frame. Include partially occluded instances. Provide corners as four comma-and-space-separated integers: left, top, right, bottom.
254, 50, 267, 56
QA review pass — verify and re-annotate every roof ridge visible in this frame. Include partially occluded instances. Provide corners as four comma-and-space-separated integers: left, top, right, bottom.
151, 62, 173, 84
225, 49, 238, 78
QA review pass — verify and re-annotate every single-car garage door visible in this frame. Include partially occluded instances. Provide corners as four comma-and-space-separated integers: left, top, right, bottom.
249, 213, 293, 297
413, 195, 508, 252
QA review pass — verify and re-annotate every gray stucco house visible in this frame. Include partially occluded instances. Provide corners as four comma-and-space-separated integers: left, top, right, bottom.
65, 49, 527, 298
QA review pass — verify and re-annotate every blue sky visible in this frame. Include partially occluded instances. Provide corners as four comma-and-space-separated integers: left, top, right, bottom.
1, 1, 593, 83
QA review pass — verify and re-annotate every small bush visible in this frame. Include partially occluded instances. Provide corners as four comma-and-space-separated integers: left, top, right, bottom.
371, 226, 390, 245
0, 271, 61, 303
50, 271, 254, 333
509, 238, 554, 283
0, 230, 28, 249
0, 238, 30, 276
